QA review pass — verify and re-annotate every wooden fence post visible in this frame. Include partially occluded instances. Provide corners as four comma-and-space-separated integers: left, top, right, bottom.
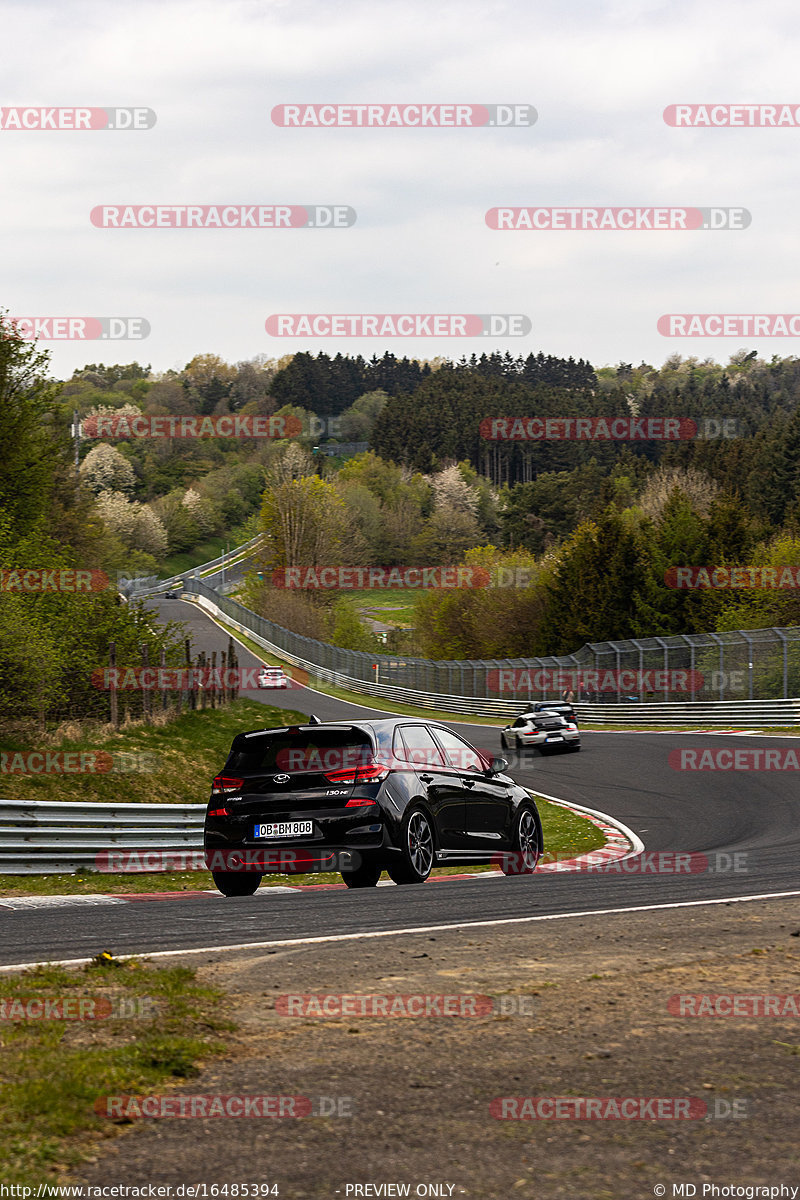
141, 644, 151, 724
109, 641, 119, 730
228, 637, 237, 702
160, 646, 168, 711
185, 639, 194, 711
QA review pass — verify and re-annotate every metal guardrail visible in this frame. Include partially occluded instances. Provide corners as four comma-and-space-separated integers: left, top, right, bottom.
127, 535, 264, 598
0, 799, 205, 875
187, 590, 800, 725
118, 530, 800, 718
575, 699, 800, 726
175, 574, 800, 704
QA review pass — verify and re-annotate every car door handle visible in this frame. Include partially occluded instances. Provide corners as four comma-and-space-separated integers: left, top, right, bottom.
462, 779, 475, 788
419, 773, 434, 783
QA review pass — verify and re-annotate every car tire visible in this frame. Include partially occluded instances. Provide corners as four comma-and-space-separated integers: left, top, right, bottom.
341, 861, 382, 888
501, 806, 541, 875
211, 870, 262, 896
387, 806, 435, 885
569, 743, 581, 752
500, 732, 509, 751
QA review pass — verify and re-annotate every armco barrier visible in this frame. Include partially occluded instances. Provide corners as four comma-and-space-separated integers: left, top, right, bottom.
575, 699, 800, 726
0, 799, 205, 874
185, 588, 800, 725
133, 534, 800, 720
127, 535, 263, 598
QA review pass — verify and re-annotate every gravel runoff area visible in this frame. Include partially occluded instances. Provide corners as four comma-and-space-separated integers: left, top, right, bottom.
73, 896, 800, 1200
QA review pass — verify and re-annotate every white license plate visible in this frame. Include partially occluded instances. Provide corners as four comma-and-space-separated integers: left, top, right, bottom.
545, 735, 564, 743
254, 820, 313, 839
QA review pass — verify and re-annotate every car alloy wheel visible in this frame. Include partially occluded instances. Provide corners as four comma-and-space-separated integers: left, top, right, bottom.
387, 807, 435, 885
502, 807, 540, 875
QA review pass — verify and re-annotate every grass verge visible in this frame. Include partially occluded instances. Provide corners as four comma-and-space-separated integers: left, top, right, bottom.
0, 700, 307, 806
0, 957, 232, 1185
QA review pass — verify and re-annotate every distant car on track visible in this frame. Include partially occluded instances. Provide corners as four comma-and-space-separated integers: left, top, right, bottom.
204, 716, 543, 895
164, 591, 178, 599
500, 710, 581, 755
257, 666, 289, 689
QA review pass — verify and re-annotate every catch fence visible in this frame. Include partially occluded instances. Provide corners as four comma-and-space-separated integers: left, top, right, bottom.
177, 578, 800, 707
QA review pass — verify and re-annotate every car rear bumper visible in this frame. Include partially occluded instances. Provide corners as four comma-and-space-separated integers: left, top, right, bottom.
204, 816, 392, 873
203, 844, 371, 874
519, 732, 580, 749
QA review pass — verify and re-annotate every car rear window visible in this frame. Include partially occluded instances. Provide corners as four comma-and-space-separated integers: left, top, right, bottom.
227, 729, 373, 775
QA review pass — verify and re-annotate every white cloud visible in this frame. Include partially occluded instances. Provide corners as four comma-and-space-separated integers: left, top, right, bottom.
1, 0, 798, 375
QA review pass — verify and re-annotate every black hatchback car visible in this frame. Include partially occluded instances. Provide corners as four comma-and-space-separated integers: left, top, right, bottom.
204, 717, 543, 894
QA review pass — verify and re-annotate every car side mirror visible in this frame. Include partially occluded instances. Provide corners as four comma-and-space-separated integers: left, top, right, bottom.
487, 756, 508, 776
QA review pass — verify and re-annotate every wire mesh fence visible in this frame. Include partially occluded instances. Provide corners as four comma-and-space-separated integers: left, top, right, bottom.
177, 578, 800, 703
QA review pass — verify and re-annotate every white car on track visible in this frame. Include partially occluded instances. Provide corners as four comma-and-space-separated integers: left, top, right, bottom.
500, 710, 581, 755
257, 666, 289, 689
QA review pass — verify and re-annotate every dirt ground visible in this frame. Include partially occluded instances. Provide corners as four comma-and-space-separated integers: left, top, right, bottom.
75, 896, 800, 1200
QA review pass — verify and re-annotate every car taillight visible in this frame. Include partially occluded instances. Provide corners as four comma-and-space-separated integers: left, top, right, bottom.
324, 763, 389, 784
211, 775, 244, 795
207, 806, 230, 817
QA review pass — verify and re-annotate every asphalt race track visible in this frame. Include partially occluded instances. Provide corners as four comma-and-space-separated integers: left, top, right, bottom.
1, 596, 798, 969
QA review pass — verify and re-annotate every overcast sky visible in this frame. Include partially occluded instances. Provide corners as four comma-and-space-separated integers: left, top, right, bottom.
3, 0, 800, 379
